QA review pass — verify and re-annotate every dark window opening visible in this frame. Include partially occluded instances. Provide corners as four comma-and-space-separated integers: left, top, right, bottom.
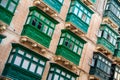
65, 41, 69, 47
38, 22, 42, 30
32, 19, 37, 26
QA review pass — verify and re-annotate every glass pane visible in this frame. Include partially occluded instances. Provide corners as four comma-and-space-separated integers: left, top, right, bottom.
73, 45, 78, 52
67, 34, 70, 39
47, 73, 53, 80
12, 49, 16, 52
33, 57, 39, 62
34, 12, 39, 18
60, 77, 64, 80
86, 17, 90, 24
51, 23, 55, 28
46, 19, 50, 25
71, 77, 75, 80
14, 56, 22, 66
8, 2, 16, 12
59, 38, 64, 45
66, 74, 70, 78
26, 17, 31, 24
54, 74, 59, 80
103, 31, 108, 39
61, 71, 65, 76
40, 60, 45, 65
18, 50, 24, 55
26, 53, 32, 58
48, 28, 53, 37
69, 7, 73, 13
8, 55, 13, 63
36, 66, 43, 75
32, 19, 37, 26
50, 68, 54, 71
56, 69, 61, 73
114, 72, 117, 79
40, 15, 45, 21
13, 0, 19, 3
29, 63, 37, 72
58, 0, 63, 3
0, 0, 8, 8
78, 48, 82, 55
74, 7, 78, 15
78, 11, 82, 18
43, 25, 48, 33
22, 59, 30, 69
81, 14, 86, 21
64, 40, 69, 47
37, 22, 42, 30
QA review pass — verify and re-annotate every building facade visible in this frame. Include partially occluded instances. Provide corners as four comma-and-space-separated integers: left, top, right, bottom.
0, 0, 120, 80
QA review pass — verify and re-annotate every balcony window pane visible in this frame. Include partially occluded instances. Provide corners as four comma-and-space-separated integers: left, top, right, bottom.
34, 12, 39, 18
26, 53, 32, 59
66, 74, 70, 78
54, 74, 59, 80
13, 0, 19, 3
58, 0, 63, 3
61, 71, 65, 76
114, 72, 117, 79
8, 2, 16, 12
69, 42, 73, 50
36, 66, 43, 75
72, 77, 75, 80
33, 57, 39, 62
74, 7, 78, 15
43, 25, 48, 33
86, 17, 90, 24
78, 48, 82, 55
64, 40, 69, 47
32, 19, 37, 26
60, 77, 64, 80
47, 73, 53, 80
48, 28, 53, 37
56, 69, 61, 73
59, 38, 64, 45
18, 50, 24, 55
14, 56, 22, 66
103, 31, 107, 39
29, 63, 37, 72
37, 22, 42, 30
0, 0, 8, 8
26, 17, 31, 24
40, 60, 45, 65
81, 14, 86, 21
73, 45, 78, 52
22, 59, 30, 69
8, 55, 13, 63
51, 23, 55, 28
78, 11, 82, 18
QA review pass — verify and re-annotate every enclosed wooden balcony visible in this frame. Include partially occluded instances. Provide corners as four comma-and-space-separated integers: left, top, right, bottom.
96, 24, 119, 56
103, 0, 120, 28
66, 0, 93, 34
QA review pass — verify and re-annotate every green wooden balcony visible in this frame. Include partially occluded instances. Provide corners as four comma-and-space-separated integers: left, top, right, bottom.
89, 52, 112, 80
66, 0, 93, 34
21, 7, 59, 48
0, 0, 19, 25
96, 24, 119, 55
33, 0, 64, 14
103, 0, 120, 28
2, 43, 48, 80
56, 30, 86, 65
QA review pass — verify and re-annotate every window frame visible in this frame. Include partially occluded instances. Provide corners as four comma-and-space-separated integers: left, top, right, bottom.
25, 9, 56, 38
7, 46, 47, 77
58, 31, 84, 56
0, 0, 19, 13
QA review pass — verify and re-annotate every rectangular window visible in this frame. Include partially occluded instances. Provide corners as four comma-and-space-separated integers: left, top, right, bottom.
0, 0, 19, 13
36, 66, 43, 75
14, 56, 22, 66
29, 63, 37, 72
47, 65, 77, 80
22, 59, 30, 69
